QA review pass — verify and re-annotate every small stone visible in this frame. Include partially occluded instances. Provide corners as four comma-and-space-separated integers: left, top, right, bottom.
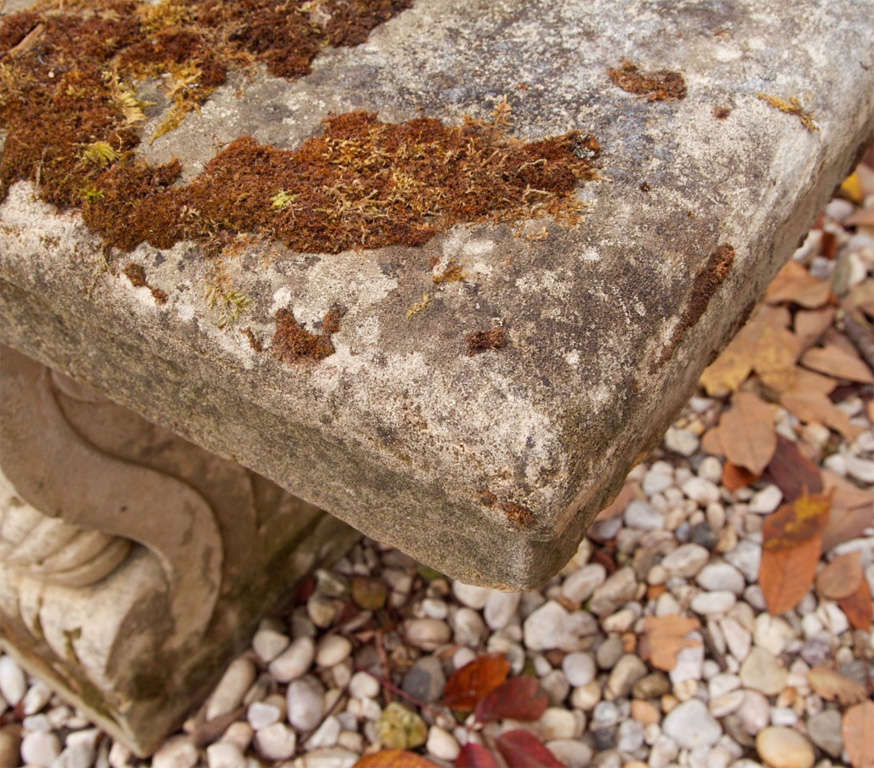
206, 742, 246, 768
254, 722, 297, 761
630, 699, 660, 725
697, 563, 745, 594
807, 709, 843, 757
151, 736, 197, 768
662, 544, 709, 577
269, 637, 315, 683
720, 617, 752, 661
708, 673, 741, 699
771, 707, 797, 727
426, 726, 460, 761
422, 598, 448, 619
670, 635, 704, 685
682, 477, 721, 506
376, 703, 427, 750
625, 500, 664, 530
206, 658, 256, 720
605, 655, 647, 700
756, 726, 815, 768
633, 672, 671, 699
22, 682, 52, 716
724, 540, 761, 582
351, 576, 387, 610
452, 581, 491, 609
316, 635, 352, 668
754, 614, 794, 656
524, 601, 597, 650
698, 457, 723, 483
562, 652, 595, 687
845, 454, 874, 483
287, 676, 325, 731
665, 427, 699, 456
738, 690, 770, 734
545, 739, 593, 768
252, 627, 290, 663
0, 656, 26, 706
617, 719, 645, 752
538, 708, 578, 740
247, 701, 281, 731
484, 591, 520, 630
562, 563, 606, 603
108, 741, 132, 768
589, 567, 637, 615
643, 463, 674, 495
709, 690, 745, 718
570, 681, 601, 709
649, 735, 678, 768
592, 700, 619, 729
662, 700, 722, 749
740, 647, 788, 695
689, 521, 719, 550
691, 591, 736, 614
402, 655, 446, 703
308, 716, 342, 749
405, 619, 451, 650
749, 485, 783, 514
452, 607, 487, 646
298, 747, 359, 768
596, 635, 624, 669
307, 594, 340, 628
348, 671, 380, 700
540, 669, 570, 705
221, 722, 254, 753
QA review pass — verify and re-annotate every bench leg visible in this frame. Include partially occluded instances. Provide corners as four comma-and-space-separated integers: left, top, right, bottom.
0, 345, 359, 755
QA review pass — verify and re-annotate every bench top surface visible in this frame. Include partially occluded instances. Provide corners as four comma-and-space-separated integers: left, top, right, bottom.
1, 0, 873, 587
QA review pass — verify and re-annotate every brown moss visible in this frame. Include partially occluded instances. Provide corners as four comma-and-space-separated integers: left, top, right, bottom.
243, 327, 264, 352
466, 326, 507, 356
756, 93, 818, 133
123, 262, 147, 287
713, 106, 731, 119
498, 501, 535, 528
608, 61, 687, 101
272, 307, 340, 363
653, 244, 735, 370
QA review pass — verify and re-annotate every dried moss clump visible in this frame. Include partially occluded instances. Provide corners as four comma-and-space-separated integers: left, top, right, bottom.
756, 93, 818, 133
83, 111, 600, 253
0, 0, 413, 205
608, 61, 687, 101
272, 307, 341, 363
466, 326, 508, 356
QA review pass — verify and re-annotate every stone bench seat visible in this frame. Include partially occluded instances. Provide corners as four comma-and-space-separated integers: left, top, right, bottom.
0, 0, 872, 754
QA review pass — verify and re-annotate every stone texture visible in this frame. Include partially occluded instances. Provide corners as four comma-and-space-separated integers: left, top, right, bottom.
0, 349, 358, 756
0, 0, 870, 592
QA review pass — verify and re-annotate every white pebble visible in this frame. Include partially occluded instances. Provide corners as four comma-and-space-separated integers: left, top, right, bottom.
754, 614, 795, 656
643, 463, 674, 495
845, 454, 874, 483
269, 637, 315, 683
539, 708, 579, 740
484, 591, 520, 630
297, 747, 359, 768
748, 485, 783, 514
405, 619, 451, 650
697, 563, 745, 594
546, 739, 593, 768
426, 726, 460, 761
662, 699, 722, 749
287, 677, 325, 731
0, 657, 26, 706
452, 582, 490, 609
22, 681, 52, 716
151, 736, 197, 768
254, 722, 296, 761
698, 457, 723, 483
252, 628, 289, 663
624, 500, 664, 530
21, 731, 61, 767
665, 427, 700, 456
307, 716, 341, 749
348, 672, 380, 700
662, 544, 710, 577
682, 477, 721, 505
206, 742, 246, 768
561, 564, 606, 603
691, 591, 736, 614
452, 607, 487, 645
247, 701, 281, 731
206, 658, 255, 720
316, 636, 352, 668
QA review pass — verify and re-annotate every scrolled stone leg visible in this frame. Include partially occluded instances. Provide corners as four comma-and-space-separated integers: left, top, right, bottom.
0, 345, 359, 755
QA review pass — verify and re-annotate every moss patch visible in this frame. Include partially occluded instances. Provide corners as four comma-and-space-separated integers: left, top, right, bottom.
272, 306, 342, 363
466, 326, 508, 356
608, 61, 687, 101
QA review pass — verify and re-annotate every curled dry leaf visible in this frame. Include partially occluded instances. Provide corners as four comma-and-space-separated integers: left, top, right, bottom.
640, 614, 701, 671
354, 750, 440, 768
760, 493, 831, 614
780, 387, 864, 441
474, 676, 549, 723
843, 700, 874, 768
495, 730, 566, 768
443, 653, 511, 711
763, 436, 822, 503
801, 345, 874, 383
839, 576, 874, 630
821, 469, 874, 551
456, 744, 500, 768
807, 666, 868, 705
765, 261, 832, 308
795, 308, 836, 349
722, 461, 758, 491
718, 391, 777, 475
816, 551, 863, 600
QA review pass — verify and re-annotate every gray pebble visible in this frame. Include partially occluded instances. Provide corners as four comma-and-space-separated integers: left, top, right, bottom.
401, 655, 446, 703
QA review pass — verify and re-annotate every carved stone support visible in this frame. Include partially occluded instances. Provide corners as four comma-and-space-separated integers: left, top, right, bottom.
0, 345, 359, 755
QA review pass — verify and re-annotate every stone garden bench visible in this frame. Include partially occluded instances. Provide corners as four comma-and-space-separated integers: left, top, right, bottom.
0, 0, 872, 754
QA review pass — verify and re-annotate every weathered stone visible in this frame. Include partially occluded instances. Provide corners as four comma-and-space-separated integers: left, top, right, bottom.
0, 0, 869, 596
0, 350, 358, 756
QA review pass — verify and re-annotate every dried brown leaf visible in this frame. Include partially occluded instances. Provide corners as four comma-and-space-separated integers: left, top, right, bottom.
443, 654, 511, 711
701, 427, 726, 457
843, 700, 874, 768
822, 469, 874, 551
764, 435, 823, 503
718, 391, 777, 475
807, 666, 868, 705
641, 615, 701, 671
354, 750, 440, 768
839, 577, 874, 630
780, 389, 864, 441
765, 261, 831, 307
801, 345, 873, 383
722, 461, 758, 491
816, 552, 864, 600
795, 308, 836, 349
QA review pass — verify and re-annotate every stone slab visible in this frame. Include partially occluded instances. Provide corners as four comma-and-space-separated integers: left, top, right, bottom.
0, 0, 873, 588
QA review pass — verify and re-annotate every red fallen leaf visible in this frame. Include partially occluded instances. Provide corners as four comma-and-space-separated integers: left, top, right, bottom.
495, 730, 566, 768
722, 461, 758, 491
839, 576, 874, 630
475, 676, 549, 723
443, 654, 511, 711
764, 436, 822, 503
354, 750, 441, 768
760, 493, 831, 614
456, 743, 500, 768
